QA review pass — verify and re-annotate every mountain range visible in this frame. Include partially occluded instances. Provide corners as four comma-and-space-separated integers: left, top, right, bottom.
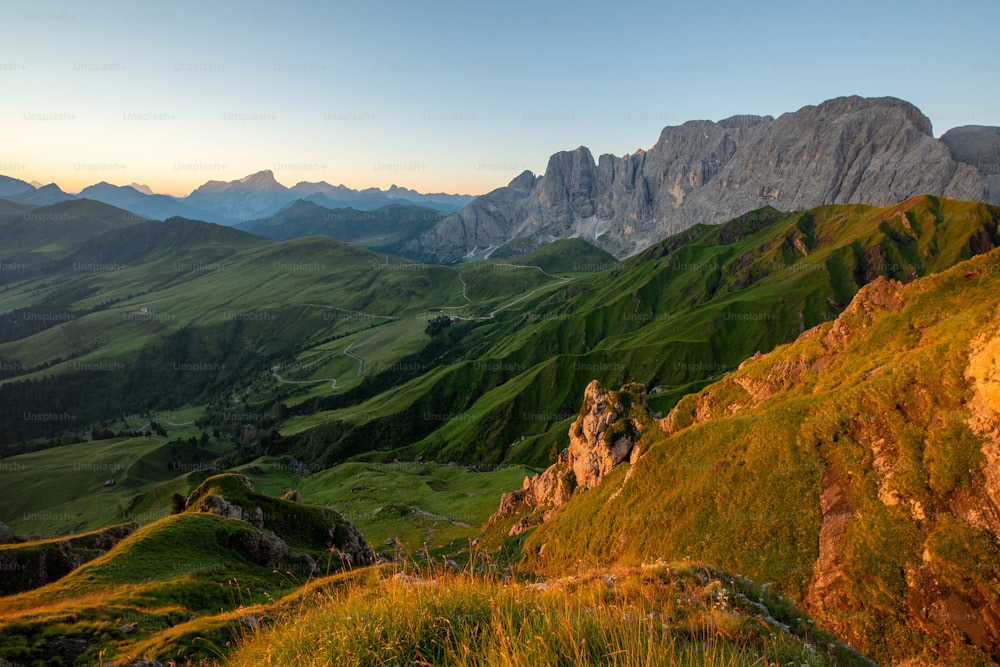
404, 96, 1000, 262
4, 96, 998, 266
5, 94, 1000, 666
234, 199, 444, 254
0, 172, 474, 223
2, 192, 999, 665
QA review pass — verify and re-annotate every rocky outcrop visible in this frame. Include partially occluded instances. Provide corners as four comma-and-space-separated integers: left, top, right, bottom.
568, 381, 647, 489
406, 96, 994, 262
231, 529, 289, 567
0, 522, 138, 595
197, 494, 266, 528
0, 521, 17, 545
963, 312, 1000, 534
490, 381, 648, 535
940, 125, 1000, 204
326, 512, 375, 566
821, 276, 905, 352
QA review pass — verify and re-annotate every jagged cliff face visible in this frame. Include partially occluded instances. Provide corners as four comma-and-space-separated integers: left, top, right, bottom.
407, 96, 994, 262
941, 125, 1000, 204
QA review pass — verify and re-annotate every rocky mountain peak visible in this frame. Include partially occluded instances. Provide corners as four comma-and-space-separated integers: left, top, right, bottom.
404, 95, 996, 263
239, 169, 283, 189
507, 170, 537, 191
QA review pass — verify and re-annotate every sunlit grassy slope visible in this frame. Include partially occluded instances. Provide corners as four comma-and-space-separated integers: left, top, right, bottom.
0, 473, 366, 666
226, 562, 871, 667
510, 246, 1000, 665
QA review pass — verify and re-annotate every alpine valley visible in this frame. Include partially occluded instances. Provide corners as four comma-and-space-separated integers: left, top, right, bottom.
2, 96, 1000, 667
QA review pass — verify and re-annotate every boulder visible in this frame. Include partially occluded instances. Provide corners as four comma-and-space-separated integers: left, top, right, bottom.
0, 521, 17, 545
232, 529, 288, 567
326, 511, 374, 566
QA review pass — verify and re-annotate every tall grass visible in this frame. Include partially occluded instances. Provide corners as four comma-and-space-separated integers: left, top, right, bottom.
226, 561, 843, 667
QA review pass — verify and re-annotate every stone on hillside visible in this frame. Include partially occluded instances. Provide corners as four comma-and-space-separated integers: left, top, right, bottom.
281, 489, 302, 503
233, 529, 288, 567
326, 510, 374, 565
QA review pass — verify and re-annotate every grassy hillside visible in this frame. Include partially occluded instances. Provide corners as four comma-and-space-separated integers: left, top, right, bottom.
8, 196, 995, 471
2, 197, 999, 666
508, 247, 1000, 665
0, 217, 468, 445
236, 200, 444, 254
0, 435, 219, 535
292, 460, 536, 550
0, 199, 143, 278
269, 197, 999, 469
226, 562, 871, 667
0, 473, 365, 666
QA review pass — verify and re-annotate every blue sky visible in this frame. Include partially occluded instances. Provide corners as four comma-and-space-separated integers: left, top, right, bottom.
1, 0, 997, 196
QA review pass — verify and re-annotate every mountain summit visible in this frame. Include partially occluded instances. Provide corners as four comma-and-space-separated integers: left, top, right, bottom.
405, 96, 998, 262
238, 169, 283, 189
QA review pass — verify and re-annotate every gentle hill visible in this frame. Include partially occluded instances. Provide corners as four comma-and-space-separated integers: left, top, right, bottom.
0, 229, 468, 444
0, 175, 34, 197
0, 198, 144, 270
0, 434, 223, 535
0, 473, 368, 665
236, 199, 443, 254
60, 215, 270, 269
504, 247, 1000, 665
4, 183, 76, 206
496, 237, 618, 274
77, 182, 217, 221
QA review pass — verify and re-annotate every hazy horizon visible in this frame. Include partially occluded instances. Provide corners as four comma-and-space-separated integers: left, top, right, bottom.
2, 0, 998, 197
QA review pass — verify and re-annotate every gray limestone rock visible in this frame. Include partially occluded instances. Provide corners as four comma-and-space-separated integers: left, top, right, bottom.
406, 96, 996, 262
940, 125, 1000, 203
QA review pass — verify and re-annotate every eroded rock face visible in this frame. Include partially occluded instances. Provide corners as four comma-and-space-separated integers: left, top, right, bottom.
490, 381, 647, 535
0, 521, 17, 545
941, 125, 1000, 204
964, 314, 1000, 534
0, 523, 138, 595
232, 529, 289, 567
326, 511, 375, 566
806, 471, 854, 627
406, 96, 993, 262
197, 494, 266, 528
821, 276, 905, 352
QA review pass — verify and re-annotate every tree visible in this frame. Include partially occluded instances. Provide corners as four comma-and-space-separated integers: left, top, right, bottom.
425, 315, 452, 337
170, 493, 186, 515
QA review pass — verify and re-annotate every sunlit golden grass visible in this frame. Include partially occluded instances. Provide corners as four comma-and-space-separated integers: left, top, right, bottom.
226, 561, 854, 667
